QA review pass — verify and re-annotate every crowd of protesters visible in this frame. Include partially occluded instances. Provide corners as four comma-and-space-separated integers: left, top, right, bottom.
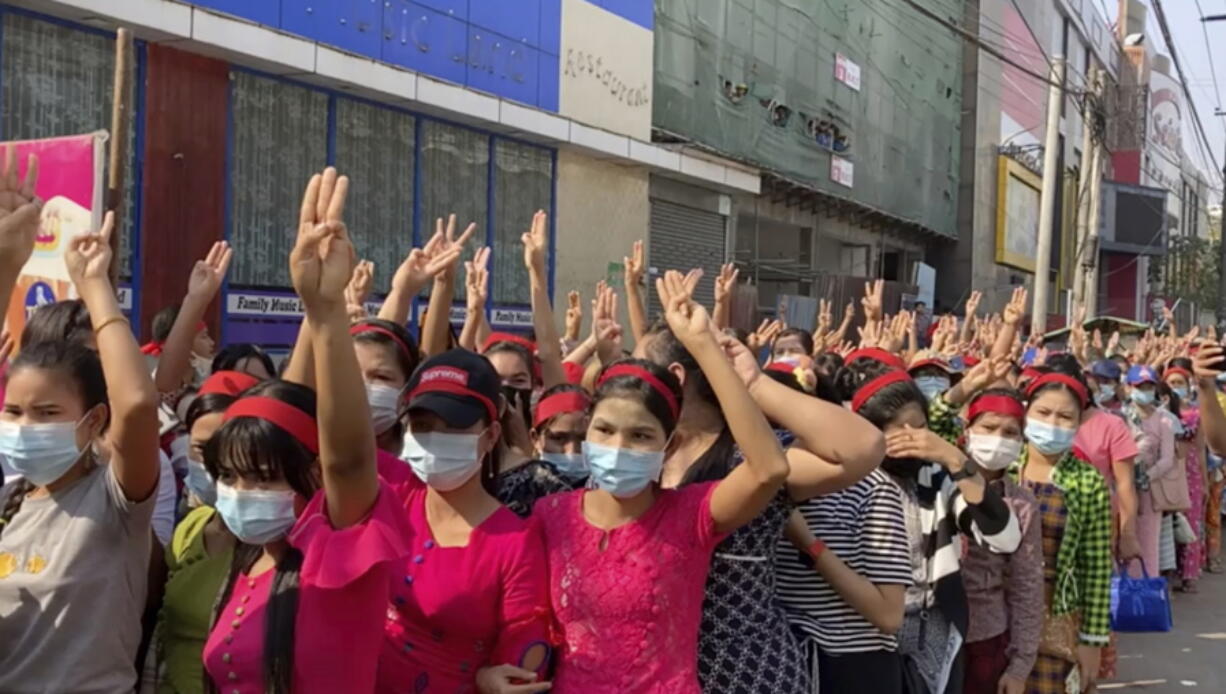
2, 151, 1226, 694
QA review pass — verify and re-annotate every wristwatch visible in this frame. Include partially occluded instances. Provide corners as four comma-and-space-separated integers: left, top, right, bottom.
949, 456, 979, 482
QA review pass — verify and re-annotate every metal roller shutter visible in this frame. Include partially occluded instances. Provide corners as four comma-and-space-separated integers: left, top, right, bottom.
649, 200, 726, 317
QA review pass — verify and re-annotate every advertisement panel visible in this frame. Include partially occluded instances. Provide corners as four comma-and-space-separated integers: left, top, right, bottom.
2, 133, 106, 343
558, 0, 654, 139
996, 156, 1043, 272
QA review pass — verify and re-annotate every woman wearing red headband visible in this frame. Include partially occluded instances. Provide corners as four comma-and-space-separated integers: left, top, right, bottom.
1169, 356, 1225, 573
1160, 358, 1207, 590
533, 272, 791, 693
840, 358, 1019, 694
493, 383, 590, 517
199, 168, 408, 693
1007, 361, 1112, 694
156, 370, 258, 694
957, 389, 1043, 694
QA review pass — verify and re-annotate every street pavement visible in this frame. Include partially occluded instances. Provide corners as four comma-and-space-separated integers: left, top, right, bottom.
1104, 571, 1226, 692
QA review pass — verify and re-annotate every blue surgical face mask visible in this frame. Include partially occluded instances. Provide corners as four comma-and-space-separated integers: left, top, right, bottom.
583, 440, 665, 498
541, 451, 587, 480
214, 483, 297, 544
0, 417, 89, 486
915, 376, 950, 402
1172, 386, 1190, 402
1130, 388, 1156, 407
1025, 419, 1077, 456
185, 459, 217, 506
401, 430, 483, 491
1094, 383, 1117, 405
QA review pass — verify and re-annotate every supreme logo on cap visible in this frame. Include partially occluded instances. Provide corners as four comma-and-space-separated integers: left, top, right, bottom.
420, 366, 468, 386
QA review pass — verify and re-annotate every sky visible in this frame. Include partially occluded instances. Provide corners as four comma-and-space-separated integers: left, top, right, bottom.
1118, 0, 1226, 195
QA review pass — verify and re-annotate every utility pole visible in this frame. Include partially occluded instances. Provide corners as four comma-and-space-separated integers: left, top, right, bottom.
1085, 141, 1105, 317
1032, 56, 1065, 336
1073, 66, 1097, 315
1217, 106, 1226, 327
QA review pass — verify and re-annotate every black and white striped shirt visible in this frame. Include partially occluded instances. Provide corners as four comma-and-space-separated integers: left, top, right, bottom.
775, 468, 913, 653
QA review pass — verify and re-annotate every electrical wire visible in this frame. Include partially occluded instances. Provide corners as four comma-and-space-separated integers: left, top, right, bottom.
892, 0, 1086, 95
1194, 0, 1224, 109
1150, 0, 1223, 183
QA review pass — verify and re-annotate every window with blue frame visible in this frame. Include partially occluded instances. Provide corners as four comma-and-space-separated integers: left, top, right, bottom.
0, 10, 141, 279
228, 70, 328, 288
333, 98, 415, 294
227, 70, 552, 308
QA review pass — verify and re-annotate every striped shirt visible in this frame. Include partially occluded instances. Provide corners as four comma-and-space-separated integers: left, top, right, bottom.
775, 468, 913, 653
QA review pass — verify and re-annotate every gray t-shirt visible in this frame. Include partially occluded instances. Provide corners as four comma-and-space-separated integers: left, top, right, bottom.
0, 462, 156, 693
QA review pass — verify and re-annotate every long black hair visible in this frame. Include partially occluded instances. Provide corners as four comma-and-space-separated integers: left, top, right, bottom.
212, 343, 276, 380
202, 379, 317, 694
150, 304, 181, 343
21, 299, 93, 348
592, 358, 683, 438
641, 321, 737, 485
833, 358, 926, 430
0, 341, 108, 539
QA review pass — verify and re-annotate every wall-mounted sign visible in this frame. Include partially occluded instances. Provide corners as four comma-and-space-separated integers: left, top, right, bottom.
226, 291, 381, 318
559, 0, 654, 139
831, 155, 855, 188
995, 155, 1042, 273
834, 53, 861, 91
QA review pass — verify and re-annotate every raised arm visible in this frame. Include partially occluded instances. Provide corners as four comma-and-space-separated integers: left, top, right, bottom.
524, 211, 565, 388
1194, 346, 1226, 457
459, 247, 490, 351
991, 287, 1027, 362
959, 290, 981, 348
0, 147, 40, 323
657, 270, 788, 535
420, 214, 475, 357
712, 262, 738, 330
623, 240, 648, 343
289, 168, 377, 528
154, 241, 231, 393
66, 212, 160, 501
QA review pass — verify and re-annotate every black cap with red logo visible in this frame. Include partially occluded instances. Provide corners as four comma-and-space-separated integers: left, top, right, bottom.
404, 349, 501, 428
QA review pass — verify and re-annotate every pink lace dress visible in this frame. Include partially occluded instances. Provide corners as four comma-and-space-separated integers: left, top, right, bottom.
533, 483, 726, 694
1178, 408, 1204, 582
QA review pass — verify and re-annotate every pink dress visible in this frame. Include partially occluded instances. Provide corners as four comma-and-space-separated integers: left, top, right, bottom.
202, 482, 411, 693
377, 477, 551, 692
533, 483, 726, 694
1179, 408, 1204, 582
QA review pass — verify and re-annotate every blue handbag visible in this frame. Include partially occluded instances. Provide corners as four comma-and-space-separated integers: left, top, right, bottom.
1110, 560, 1172, 632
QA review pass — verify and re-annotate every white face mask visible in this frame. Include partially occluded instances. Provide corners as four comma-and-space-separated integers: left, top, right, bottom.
366, 383, 401, 435
0, 417, 90, 486
401, 430, 484, 491
965, 433, 1023, 471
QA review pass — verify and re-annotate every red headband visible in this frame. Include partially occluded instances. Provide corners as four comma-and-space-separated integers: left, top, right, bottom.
224, 396, 319, 454
1025, 373, 1089, 408
845, 348, 907, 371
483, 332, 537, 354
350, 323, 413, 361
765, 362, 798, 375
967, 394, 1025, 423
199, 370, 261, 397
1164, 367, 1193, 383
533, 391, 591, 429
597, 364, 680, 420
139, 322, 207, 357
408, 378, 498, 423
851, 370, 913, 413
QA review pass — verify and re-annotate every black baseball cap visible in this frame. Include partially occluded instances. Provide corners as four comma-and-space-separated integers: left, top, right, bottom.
405, 349, 501, 429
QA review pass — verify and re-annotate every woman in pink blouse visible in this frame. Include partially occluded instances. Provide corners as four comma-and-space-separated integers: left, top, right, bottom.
377, 348, 552, 693
532, 271, 791, 694
201, 168, 409, 693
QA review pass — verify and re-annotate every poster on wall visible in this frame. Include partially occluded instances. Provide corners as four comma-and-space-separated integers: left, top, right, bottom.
2, 132, 106, 343
995, 156, 1042, 272
834, 53, 861, 91
558, 0, 654, 139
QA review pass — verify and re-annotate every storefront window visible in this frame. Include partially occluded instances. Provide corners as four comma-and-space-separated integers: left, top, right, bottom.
493, 140, 552, 305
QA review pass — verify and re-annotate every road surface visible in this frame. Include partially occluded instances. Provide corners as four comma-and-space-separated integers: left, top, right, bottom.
1105, 572, 1226, 692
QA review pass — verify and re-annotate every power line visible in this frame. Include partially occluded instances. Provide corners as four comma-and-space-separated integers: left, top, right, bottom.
892, 0, 1085, 95
1151, 0, 1223, 180
1195, 0, 1224, 109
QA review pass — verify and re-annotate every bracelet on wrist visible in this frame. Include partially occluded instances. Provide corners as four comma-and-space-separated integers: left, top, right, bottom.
93, 315, 129, 335
807, 539, 828, 560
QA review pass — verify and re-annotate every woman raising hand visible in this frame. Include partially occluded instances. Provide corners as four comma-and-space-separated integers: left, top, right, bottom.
0, 210, 163, 693
533, 270, 790, 693
200, 167, 409, 693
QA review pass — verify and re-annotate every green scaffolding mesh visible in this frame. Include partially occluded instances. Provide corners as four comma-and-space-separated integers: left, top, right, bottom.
653, 0, 964, 238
